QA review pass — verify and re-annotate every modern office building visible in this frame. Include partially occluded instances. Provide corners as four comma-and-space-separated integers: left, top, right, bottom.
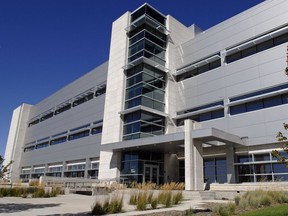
4, 0, 288, 190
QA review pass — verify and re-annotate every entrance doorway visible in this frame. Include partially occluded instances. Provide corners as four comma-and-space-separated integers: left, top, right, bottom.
144, 164, 159, 184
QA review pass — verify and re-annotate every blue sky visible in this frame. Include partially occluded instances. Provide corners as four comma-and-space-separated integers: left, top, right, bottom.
0, 0, 264, 156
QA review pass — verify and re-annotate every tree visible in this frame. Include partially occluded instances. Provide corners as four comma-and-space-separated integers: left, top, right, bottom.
0, 155, 13, 179
272, 123, 288, 166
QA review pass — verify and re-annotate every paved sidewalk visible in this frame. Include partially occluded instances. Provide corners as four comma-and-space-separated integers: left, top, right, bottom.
0, 194, 230, 216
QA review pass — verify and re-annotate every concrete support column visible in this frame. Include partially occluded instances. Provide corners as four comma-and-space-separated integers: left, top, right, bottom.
84, 158, 90, 179
44, 164, 48, 176
184, 120, 204, 190
61, 161, 66, 178
226, 147, 236, 183
98, 151, 120, 182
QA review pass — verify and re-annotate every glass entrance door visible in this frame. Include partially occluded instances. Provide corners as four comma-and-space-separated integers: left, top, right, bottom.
144, 164, 159, 184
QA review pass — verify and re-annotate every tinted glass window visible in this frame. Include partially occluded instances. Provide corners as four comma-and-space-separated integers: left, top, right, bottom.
274, 33, 288, 46
246, 100, 263, 112
230, 104, 246, 115
242, 46, 257, 58
263, 95, 282, 108
257, 39, 273, 52
226, 52, 241, 63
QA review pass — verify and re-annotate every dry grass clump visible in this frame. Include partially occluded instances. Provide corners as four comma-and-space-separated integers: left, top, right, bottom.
130, 181, 185, 190
91, 194, 123, 215
130, 182, 157, 190
236, 190, 288, 211
0, 186, 63, 198
213, 202, 236, 216
129, 189, 183, 211
159, 182, 185, 190
211, 190, 288, 216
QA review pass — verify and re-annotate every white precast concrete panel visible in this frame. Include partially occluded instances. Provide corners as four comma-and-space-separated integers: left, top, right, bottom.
99, 12, 130, 180
4, 104, 32, 181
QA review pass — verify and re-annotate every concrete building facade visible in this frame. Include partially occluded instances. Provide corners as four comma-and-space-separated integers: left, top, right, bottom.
4, 0, 288, 190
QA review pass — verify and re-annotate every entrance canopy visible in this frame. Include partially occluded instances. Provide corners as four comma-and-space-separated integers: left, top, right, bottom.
100, 127, 247, 153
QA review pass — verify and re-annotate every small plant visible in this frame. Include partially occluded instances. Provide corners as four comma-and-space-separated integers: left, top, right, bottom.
91, 195, 123, 215
158, 191, 172, 208
109, 195, 123, 213
129, 192, 137, 205
29, 181, 39, 187
159, 182, 185, 190
260, 195, 272, 206
147, 191, 153, 204
32, 188, 45, 198
172, 191, 183, 205
136, 191, 147, 211
234, 195, 240, 206
91, 201, 105, 215
151, 198, 158, 209
185, 207, 194, 216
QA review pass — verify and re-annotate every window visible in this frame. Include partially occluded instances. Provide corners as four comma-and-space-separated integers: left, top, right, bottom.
263, 95, 282, 108
40, 112, 54, 122
204, 157, 227, 184
73, 92, 94, 107
68, 130, 90, 141
36, 142, 49, 149
95, 86, 106, 96
176, 109, 224, 126
257, 39, 273, 52
177, 101, 223, 115
123, 111, 165, 140
28, 119, 39, 127
91, 126, 102, 135
50, 136, 67, 145
230, 88, 288, 116
24, 146, 35, 152
176, 59, 221, 82
226, 31, 288, 64
55, 104, 71, 115
236, 152, 288, 183
246, 100, 263, 112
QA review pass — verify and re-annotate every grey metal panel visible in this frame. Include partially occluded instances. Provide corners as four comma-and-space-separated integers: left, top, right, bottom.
176, 0, 288, 68
20, 134, 102, 166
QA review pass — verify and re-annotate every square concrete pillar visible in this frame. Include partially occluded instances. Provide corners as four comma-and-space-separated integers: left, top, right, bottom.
98, 151, 120, 182
226, 147, 236, 183
184, 119, 204, 190
84, 158, 90, 179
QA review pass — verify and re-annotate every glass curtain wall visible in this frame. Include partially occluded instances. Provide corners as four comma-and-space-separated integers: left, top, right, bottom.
236, 152, 288, 182
123, 4, 167, 141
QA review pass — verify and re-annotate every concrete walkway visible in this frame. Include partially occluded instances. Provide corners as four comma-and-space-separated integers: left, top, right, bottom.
0, 194, 230, 216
